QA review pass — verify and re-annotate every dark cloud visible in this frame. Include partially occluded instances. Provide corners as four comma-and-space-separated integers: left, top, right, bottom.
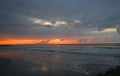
0, 0, 120, 42
0, 13, 33, 27
117, 25, 120, 34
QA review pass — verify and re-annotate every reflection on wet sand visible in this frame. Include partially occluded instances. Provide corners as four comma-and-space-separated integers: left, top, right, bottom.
0, 50, 120, 76
41, 64, 49, 72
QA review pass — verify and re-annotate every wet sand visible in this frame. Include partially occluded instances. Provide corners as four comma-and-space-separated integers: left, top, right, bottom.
0, 49, 84, 76
0, 57, 83, 76
0, 50, 119, 76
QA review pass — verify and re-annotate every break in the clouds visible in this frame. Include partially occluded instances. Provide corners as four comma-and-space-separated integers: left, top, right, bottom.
0, 0, 120, 43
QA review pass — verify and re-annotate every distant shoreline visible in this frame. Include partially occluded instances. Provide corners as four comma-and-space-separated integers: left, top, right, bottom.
0, 42, 120, 45
0, 45, 11, 47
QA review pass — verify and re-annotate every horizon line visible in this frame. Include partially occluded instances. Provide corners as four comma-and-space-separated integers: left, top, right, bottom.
0, 42, 120, 45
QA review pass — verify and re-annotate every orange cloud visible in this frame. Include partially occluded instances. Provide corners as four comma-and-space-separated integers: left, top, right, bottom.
38, 38, 77, 44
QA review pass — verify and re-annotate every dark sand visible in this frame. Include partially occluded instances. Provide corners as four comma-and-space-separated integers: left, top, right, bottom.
0, 44, 120, 76
0, 57, 84, 76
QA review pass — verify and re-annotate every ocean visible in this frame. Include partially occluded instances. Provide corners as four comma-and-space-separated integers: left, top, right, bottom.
0, 44, 120, 76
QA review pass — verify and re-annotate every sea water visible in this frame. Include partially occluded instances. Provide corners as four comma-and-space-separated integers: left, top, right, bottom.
0, 44, 120, 76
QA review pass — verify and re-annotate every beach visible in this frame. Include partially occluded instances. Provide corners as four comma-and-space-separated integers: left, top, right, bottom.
0, 44, 120, 76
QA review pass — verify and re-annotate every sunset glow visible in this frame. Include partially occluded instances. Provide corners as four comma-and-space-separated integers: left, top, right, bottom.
0, 39, 39, 44
55, 20, 68, 26
0, 38, 119, 45
0, 37, 86, 45
0, 38, 77, 45
0, 1, 120, 76
0, 0, 120, 45
0, 32, 120, 45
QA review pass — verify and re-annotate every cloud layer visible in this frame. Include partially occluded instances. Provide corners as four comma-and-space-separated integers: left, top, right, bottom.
0, 0, 120, 43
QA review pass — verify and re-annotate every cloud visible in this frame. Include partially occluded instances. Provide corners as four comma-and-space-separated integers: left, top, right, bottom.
117, 25, 120, 34
0, 0, 120, 43
30, 17, 85, 28
92, 28, 117, 33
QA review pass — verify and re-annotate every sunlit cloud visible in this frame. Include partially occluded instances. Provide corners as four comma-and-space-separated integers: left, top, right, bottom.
93, 28, 117, 33
55, 20, 68, 26
30, 17, 68, 27
29, 17, 84, 28
31, 18, 53, 26
38, 38, 78, 44
74, 19, 83, 24
43, 21, 52, 25
103, 28, 117, 32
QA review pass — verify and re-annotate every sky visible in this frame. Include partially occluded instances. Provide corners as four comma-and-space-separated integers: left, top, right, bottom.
0, 0, 120, 44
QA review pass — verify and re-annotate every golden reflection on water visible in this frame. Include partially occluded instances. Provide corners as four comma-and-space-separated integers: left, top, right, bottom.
41, 65, 49, 72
